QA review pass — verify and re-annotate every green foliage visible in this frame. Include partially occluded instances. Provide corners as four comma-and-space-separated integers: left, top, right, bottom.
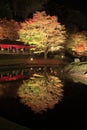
64, 62, 87, 73
64, 62, 87, 85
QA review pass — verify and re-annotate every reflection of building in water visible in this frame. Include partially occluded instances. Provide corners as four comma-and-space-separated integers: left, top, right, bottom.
0, 68, 30, 82
0, 40, 34, 55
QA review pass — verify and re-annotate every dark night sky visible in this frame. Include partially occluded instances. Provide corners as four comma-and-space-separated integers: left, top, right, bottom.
50, 0, 87, 14
0, 0, 87, 20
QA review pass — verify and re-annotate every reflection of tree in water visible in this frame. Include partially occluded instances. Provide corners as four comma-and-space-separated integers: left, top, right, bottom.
0, 81, 23, 97
63, 62, 87, 85
17, 73, 63, 113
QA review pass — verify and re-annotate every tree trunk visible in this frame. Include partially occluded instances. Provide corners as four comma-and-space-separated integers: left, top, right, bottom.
43, 50, 48, 86
44, 50, 48, 59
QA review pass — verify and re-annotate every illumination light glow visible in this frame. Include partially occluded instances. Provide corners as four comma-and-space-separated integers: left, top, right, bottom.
30, 57, 34, 61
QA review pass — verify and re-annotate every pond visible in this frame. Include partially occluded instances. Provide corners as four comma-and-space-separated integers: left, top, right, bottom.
0, 66, 87, 129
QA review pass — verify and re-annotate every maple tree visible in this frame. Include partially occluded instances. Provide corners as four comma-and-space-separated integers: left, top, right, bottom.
66, 32, 87, 57
0, 18, 20, 40
18, 11, 66, 58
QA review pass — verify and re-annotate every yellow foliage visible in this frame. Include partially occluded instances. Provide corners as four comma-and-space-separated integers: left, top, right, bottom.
17, 73, 63, 113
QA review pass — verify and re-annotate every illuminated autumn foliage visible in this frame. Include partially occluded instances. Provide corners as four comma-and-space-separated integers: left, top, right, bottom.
0, 18, 20, 40
64, 62, 87, 85
17, 73, 63, 113
18, 11, 66, 58
66, 32, 87, 56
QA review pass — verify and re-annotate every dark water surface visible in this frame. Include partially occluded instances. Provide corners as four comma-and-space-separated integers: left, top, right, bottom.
0, 80, 87, 130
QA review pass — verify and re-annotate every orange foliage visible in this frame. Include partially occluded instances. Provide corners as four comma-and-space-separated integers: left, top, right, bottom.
0, 18, 20, 40
67, 32, 87, 56
18, 11, 66, 55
